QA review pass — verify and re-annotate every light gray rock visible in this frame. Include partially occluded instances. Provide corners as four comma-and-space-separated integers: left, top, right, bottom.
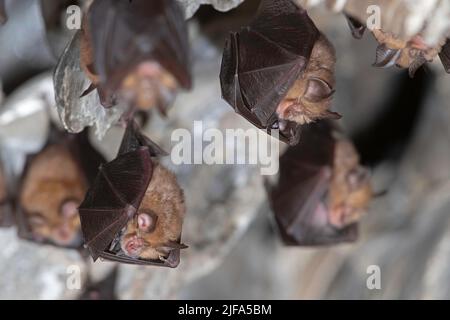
177, 0, 245, 18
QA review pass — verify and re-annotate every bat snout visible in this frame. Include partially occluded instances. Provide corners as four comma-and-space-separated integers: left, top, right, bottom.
122, 236, 145, 257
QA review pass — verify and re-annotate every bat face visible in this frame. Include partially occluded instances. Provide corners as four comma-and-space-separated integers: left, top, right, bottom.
20, 145, 87, 247
81, 0, 191, 111
119, 163, 186, 261
268, 122, 371, 245
220, 0, 339, 145
328, 140, 372, 228
275, 34, 339, 125
372, 29, 446, 77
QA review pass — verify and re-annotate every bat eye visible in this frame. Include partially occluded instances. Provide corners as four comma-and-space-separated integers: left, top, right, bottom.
304, 78, 334, 103
137, 212, 157, 232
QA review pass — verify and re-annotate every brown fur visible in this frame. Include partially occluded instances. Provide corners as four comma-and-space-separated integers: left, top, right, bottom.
276, 34, 338, 125
19, 145, 87, 246
120, 62, 178, 111
120, 162, 185, 260
328, 140, 372, 228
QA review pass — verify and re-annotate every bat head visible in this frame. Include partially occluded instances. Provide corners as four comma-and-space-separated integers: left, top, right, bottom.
269, 122, 370, 246
276, 35, 340, 125
19, 144, 87, 247
328, 140, 372, 228
119, 163, 187, 261
83, 0, 191, 110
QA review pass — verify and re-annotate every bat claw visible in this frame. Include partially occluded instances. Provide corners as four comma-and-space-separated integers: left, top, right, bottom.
373, 44, 401, 68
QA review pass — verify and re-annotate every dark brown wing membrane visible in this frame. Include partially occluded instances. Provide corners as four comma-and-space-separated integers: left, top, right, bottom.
88, 0, 191, 97
220, 0, 319, 144
439, 38, 450, 73
118, 120, 168, 157
98, 246, 181, 268
268, 122, 357, 245
79, 147, 153, 260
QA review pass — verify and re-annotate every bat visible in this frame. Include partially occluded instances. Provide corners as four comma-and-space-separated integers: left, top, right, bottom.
345, 14, 366, 39
0, 0, 7, 25
79, 121, 187, 267
17, 125, 105, 248
220, 0, 340, 146
267, 121, 372, 245
439, 38, 450, 74
371, 29, 447, 77
80, 0, 192, 115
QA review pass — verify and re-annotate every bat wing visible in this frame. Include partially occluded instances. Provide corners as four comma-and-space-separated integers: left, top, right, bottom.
88, 0, 191, 96
118, 120, 168, 157
219, 35, 302, 146
79, 148, 153, 260
439, 39, 450, 74
269, 122, 358, 245
97, 245, 181, 268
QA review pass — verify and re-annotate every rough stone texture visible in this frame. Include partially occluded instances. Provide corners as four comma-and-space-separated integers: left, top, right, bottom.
2, 1, 450, 300
53, 31, 126, 140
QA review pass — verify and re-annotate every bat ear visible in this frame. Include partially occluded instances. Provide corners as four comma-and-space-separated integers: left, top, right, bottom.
303, 77, 334, 103
373, 44, 401, 68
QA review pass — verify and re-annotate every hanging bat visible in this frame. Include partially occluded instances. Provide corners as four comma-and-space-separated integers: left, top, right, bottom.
267, 121, 372, 245
17, 125, 105, 248
79, 121, 187, 267
80, 0, 191, 115
0, 0, 7, 25
371, 29, 448, 77
220, 0, 340, 146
